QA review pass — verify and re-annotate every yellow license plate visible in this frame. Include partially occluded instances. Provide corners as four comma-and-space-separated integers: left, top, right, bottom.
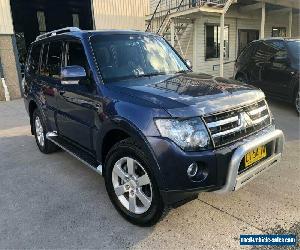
244, 145, 267, 168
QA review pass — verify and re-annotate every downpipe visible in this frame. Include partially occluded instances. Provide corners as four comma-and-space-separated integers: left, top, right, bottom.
0, 56, 10, 101
1, 77, 10, 101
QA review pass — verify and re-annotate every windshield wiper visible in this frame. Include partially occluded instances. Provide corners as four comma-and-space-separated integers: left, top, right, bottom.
135, 72, 167, 78
175, 69, 190, 74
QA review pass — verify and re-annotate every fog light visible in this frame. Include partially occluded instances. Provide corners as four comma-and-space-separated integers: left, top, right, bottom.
187, 163, 198, 177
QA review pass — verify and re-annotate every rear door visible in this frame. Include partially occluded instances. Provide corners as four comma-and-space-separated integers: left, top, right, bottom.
55, 39, 98, 152
38, 40, 63, 132
249, 41, 271, 90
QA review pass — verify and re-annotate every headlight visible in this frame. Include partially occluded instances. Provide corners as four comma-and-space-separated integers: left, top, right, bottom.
155, 117, 211, 151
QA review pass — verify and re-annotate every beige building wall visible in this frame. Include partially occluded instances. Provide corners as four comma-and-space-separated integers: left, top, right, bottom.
93, 0, 150, 31
0, 0, 21, 101
0, 0, 14, 35
0, 36, 22, 100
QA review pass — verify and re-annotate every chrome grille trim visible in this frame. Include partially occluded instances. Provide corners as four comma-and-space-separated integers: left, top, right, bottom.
248, 105, 267, 116
207, 116, 239, 128
251, 114, 269, 125
203, 100, 271, 147
211, 123, 243, 138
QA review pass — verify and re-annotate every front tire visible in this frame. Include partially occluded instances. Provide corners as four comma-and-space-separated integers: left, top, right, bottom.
104, 138, 165, 226
32, 109, 58, 154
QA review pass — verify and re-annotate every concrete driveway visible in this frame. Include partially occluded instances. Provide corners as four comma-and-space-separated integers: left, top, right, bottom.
0, 99, 299, 249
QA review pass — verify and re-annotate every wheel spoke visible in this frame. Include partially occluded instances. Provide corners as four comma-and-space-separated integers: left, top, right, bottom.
129, 194, 136, 213
40, 134, 44, 146
114, 185, 127, 196
112, 157, 153, 215
126, 157, 135, 175
136, 189, 151, 208
113, 164, 128, 181
137, 174, 150, 186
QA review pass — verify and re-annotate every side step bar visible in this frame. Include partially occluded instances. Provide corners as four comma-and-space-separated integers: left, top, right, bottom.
46, 132, 102, 175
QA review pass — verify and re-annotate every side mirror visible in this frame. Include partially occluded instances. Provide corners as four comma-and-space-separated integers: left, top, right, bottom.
185, 59, 192, 69
61, 66, 86, 83
273, 56, 289, 64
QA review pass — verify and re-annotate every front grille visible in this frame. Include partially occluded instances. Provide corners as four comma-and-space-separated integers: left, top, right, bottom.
203, 100, 271, 147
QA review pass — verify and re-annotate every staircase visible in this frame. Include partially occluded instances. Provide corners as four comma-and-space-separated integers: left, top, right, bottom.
146, 0, 228, 38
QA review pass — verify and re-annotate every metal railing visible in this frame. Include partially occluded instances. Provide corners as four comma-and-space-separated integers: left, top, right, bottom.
212, 60, 235, 71
146, 0, 228, 33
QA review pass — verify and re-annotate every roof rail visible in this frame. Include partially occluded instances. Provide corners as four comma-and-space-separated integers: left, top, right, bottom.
35, 27, 81, 41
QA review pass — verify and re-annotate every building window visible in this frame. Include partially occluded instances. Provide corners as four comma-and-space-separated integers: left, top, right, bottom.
205, 24, 229, 59
272, 27, 286, 37
37, 11, 46, 34
72, 14, 80, 28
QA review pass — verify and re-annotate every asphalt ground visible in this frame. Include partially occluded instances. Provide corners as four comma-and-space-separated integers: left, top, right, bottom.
0, 99, 299, 249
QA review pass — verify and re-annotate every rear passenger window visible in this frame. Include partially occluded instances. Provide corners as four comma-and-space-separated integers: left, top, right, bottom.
66, 41, 88, 70
267, 41, 288, 58
48, 41, 63, 78
28, 44, 42, 74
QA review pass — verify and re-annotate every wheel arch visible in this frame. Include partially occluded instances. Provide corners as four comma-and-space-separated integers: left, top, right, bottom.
29, 100, 38, 135
97, 117, 165, 189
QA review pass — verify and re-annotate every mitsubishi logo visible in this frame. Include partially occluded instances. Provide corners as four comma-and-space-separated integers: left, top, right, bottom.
239, 112, 253, 129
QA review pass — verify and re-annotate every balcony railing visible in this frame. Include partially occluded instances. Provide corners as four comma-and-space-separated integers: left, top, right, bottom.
146, 0, 228, 33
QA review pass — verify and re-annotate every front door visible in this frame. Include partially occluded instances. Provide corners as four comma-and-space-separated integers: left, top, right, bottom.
55, 40, 97, 152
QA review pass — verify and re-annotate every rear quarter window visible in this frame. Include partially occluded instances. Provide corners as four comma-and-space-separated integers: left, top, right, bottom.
28, 44, 42, 75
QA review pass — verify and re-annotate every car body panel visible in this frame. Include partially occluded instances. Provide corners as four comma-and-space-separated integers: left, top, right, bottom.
235, 38, 299, 103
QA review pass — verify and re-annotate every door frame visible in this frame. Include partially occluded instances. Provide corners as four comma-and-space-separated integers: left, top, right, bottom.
238, 29, 259, 55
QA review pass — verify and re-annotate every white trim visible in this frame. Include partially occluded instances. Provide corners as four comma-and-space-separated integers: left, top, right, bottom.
1, 77, 10, 101
260, 2, 266, 39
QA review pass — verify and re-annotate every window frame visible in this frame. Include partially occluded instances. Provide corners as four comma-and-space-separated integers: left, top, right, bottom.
39, 42, 50, 77
204, 23, 230, 61
46, 39, 64, 79
271, 27, 287, 37
28, 43, 42, 75
64, 39, 89, 70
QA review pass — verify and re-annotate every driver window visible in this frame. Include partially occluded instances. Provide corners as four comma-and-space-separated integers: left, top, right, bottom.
66, 41, 88, 70
66, 41, 91, 86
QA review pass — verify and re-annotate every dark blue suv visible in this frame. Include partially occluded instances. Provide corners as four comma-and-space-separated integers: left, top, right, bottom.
24, 27, 284, 226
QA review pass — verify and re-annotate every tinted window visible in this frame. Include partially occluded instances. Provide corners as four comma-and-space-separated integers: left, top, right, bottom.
66, 41, 88, 70
40, 43, 49, 76
48, 41, 63, 78
287, 41, 300, 63
266, 41, 288, 58
29, 44, 42, 74
254, 41, 274, 63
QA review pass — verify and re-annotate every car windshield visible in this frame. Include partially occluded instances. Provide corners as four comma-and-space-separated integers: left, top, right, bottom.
287, 40, 300, 63
90, 34, 189, 83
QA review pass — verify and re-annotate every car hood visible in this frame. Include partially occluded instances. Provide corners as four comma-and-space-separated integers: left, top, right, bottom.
106, 72, 265, 117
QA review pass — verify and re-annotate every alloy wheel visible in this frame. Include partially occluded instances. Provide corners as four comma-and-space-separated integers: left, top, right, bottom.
112, 157, 152, 214
35, 116, 45, 147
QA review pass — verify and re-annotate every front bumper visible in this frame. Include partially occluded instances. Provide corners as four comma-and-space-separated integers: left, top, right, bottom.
148, 127, 284, 205
216, 129, 284, 193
